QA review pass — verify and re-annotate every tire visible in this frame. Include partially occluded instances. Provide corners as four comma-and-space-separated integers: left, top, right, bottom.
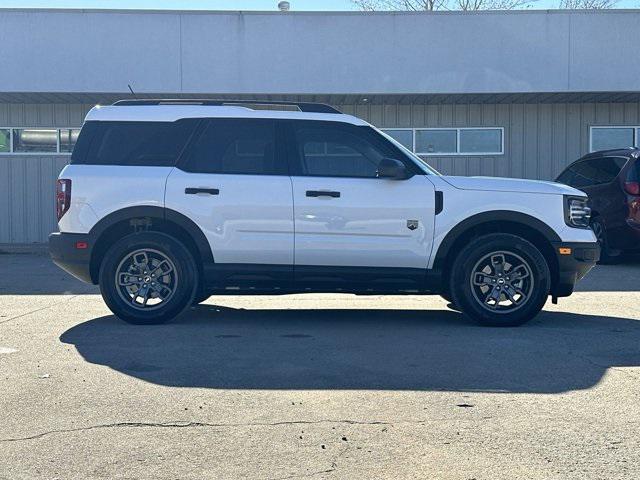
449, 233, 550, 327
99, 232, 198, 325
591, 217, 621, 264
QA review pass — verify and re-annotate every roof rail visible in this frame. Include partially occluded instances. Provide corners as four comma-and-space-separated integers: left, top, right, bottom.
112, 99, 341, 114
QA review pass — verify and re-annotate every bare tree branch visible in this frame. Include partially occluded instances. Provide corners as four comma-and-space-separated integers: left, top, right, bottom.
351, 0, 620, 10
558, 0, 617, 8
351, 0, 537, 10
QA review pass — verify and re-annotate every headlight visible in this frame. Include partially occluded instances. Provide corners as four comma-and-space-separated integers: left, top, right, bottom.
564, 195, 591, 228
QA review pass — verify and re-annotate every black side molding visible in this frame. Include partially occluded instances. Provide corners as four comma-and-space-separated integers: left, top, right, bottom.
435, 191, 444, 215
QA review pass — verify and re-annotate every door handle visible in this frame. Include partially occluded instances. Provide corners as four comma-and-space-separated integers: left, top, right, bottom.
185, 187, 219, 195
306, 190, 340, 198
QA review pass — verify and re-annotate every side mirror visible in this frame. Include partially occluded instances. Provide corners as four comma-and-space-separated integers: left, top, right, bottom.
377, 158, 410, 180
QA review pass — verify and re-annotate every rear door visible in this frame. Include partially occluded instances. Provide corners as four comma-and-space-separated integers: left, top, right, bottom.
287, 120, 436, 289
165, 118, 294, 288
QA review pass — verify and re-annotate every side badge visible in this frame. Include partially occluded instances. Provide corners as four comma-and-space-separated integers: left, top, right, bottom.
407, 219, 419, 231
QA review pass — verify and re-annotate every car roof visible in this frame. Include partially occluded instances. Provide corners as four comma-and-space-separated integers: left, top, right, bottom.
580, 147, 640, 160
84, 100, 369, 126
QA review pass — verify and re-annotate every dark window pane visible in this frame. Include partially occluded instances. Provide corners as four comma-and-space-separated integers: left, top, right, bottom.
459, 129, 502, 154
415, 129, 457, 154
294, 123, 389, 178
570, 162, 594, 188
591, 128, 634, 151
183, 119, 281, 175
13, 129, 57, 153
0, 129, 9, 153
84, 120, 195, 166
59, 129, 81, 153
382, 129, 413, 150
556, 168, 575, 185
571, 157, 626, 187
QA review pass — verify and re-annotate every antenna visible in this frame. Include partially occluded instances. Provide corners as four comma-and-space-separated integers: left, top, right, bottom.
127, 84, 137, 98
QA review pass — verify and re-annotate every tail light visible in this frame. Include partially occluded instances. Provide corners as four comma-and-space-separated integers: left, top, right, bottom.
56, 179, 71, 220
624, 181, 640, 196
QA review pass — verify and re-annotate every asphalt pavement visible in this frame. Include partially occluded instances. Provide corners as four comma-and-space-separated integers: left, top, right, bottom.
1, 253, 639, 479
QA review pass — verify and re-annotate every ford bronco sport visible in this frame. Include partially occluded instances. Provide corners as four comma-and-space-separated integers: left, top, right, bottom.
49, 100, 599, 326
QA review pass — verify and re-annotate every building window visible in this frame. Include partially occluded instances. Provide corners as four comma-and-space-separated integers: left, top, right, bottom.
381, 127, 504, 156
459, 128, 503, 154
59, 129, 81, 153
0, 127, 82, 155
381, 129, 413, 150
13, 129, 58, 153
590, 126, 638, 152
416, 129, 458, 154
0, 129, 9, 153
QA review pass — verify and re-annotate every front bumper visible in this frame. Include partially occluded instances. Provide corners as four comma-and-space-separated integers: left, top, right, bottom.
551, 241, 600, 298
49, 232, 94, 284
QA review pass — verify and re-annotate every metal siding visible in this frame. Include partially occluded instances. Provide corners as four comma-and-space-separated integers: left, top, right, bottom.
0, 103, 91, 244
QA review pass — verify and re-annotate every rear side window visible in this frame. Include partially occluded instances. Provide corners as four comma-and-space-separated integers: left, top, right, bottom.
181, 119, 284, 175
565, 157, 626, 188
72, 120, 197, 166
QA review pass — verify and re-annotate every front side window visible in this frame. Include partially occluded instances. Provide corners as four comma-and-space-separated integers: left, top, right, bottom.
79, 120, 196, 166
12, 128, 57, 153
293, 122, 399, 178
182, 119, 283, 175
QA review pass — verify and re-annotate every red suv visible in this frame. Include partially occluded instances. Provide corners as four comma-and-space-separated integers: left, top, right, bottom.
556, 148, 640, 262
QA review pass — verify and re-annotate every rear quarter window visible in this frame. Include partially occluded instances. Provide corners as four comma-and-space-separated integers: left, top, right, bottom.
71, 120, 197, 166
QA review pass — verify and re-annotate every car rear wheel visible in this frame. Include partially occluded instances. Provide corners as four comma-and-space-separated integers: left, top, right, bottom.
450, 233, 550, 327
99, 232, 198, 325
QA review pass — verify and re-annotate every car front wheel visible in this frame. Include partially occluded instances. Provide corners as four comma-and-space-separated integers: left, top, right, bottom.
99, 232, 198, 325
450, 233, 550, 327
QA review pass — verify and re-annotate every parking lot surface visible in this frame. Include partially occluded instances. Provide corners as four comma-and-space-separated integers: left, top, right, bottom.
1, 253, 639, 479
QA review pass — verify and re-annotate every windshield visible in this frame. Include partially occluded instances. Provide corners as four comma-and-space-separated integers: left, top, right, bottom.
376, 127, 441, 175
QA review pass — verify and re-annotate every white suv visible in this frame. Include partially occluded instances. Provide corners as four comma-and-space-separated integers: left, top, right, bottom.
49, 100, 599, 327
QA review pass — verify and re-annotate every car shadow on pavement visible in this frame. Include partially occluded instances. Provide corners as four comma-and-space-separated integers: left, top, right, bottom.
60, 306, 640, 394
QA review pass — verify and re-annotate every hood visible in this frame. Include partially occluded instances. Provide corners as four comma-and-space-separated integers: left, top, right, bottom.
442, 176, 585, 196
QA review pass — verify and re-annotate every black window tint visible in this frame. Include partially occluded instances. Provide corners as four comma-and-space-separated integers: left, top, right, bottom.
570, 162, 595, 188
556, 168, 575, 185
182, 119, 282, 175
572, 157, 626, 187
76, 120, 195, 166
293, 123, 394, 178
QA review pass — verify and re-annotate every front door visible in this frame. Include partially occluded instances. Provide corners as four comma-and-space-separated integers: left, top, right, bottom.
165, 118, 293, 288
287, 120, 436, 290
